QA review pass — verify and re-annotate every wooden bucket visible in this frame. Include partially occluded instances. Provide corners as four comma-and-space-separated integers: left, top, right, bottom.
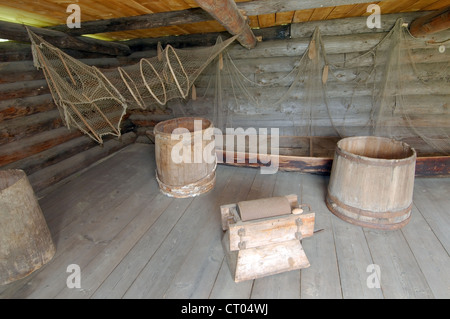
154, 117, 216, 198
326, 136, 416, 230
0, 169, 56, 285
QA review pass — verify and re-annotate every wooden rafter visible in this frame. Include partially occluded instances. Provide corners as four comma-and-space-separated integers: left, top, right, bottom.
409, 7, 450, 37
194, 0, 256, 49
0, 21, 130, 56
46, 0, 374, 37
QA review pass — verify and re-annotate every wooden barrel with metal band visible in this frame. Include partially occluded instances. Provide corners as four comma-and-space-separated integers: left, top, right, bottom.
326, 136, 416, 230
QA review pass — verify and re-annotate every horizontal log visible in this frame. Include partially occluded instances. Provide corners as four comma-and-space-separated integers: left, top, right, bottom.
0, 62, 44, 84
290, 12, 428, 38
127, 113, 173, 128
0, 109, 63, 145
0, 79, 49, 102
0, 42, 115, 63
216, 150, 450, 177
238, 0, 371, 16
120, 12, 439, 52
0, 127, 82, 167
124, 24, 291, 52
1, 135, 97, 176
410, 7, 450, 37
226, 31, 441, 59
49, 8, 211, 36
194, 60, 450, 89
0, 94, 55, 121
29, 132, 136, 195
191, 80, 450, 103
0, 21, 130, 56
46, 0, 370, 36
0, 57, 124, 84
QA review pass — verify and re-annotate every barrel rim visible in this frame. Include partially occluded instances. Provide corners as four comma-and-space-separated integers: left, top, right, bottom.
153, 116, 213, 137
335, 136, 417, 167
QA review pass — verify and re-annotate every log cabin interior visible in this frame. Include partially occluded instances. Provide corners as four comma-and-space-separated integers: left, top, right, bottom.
0, 0, 449, 300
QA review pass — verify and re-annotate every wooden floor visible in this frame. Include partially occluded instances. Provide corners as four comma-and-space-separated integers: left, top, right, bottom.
1, 143, 449, 299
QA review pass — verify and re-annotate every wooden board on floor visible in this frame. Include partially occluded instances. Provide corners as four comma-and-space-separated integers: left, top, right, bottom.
1, 143, 449, 299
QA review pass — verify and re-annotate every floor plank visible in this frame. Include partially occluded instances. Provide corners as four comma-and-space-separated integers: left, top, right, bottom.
92, 196, 190, 299
400, 203, 450, 298
298, 174, 342, 299
0, 144, 154, 298
250, 171, 302, 299
412, 178, 450, 254
122, 165, 236, 298
164, 166, 258, 299
364, 227, 435, 298
1, 143, 449, 299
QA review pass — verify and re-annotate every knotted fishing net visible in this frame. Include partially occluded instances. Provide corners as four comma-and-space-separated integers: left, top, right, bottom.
194, 18, 449, 156
28, 28, 237, 143
28, 18, 449, 155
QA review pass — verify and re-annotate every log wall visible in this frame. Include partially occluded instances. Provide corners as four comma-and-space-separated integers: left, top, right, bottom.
0, 12, 448, 194
0, 45, 137, 196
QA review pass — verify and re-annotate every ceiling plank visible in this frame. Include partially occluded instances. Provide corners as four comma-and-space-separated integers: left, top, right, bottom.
46, 0, 378, 37
0, 21, 131, 56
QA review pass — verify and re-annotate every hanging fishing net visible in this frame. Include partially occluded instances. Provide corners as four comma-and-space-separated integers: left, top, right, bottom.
28, 18, 449, 155
193, 18, 449, 156
27, 28, 237, 143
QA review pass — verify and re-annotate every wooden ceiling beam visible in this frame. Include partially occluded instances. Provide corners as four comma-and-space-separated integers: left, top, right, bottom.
48, 8, 211, 36
409, 7, 450, 37
0, 21, 130, 56
194, 0, 256, 49
46, 0, 373, 37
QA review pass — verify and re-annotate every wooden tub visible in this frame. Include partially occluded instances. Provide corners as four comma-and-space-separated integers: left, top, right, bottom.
326, 136, 416, 230
154, 117, 216, 198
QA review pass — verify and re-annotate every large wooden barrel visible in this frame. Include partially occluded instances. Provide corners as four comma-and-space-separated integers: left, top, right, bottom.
154, 117, 216, 198
0, 169, 56, 285
326, 136, 416, 230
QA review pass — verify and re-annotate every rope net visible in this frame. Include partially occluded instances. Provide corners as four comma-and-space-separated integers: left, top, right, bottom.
28, 19, 449, 155
198, 19, 449, 155
28, 28, 237, 143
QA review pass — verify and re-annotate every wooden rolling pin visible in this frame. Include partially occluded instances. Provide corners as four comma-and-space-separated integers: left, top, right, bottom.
237, 196, 294, 221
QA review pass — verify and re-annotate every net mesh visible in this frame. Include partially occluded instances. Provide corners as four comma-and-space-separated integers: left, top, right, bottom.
28, 19, 449, 155
28, 28, 237, 143
201, 18, 449, 155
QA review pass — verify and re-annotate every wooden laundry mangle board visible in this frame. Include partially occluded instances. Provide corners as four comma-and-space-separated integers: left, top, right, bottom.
220, 194, 315, 282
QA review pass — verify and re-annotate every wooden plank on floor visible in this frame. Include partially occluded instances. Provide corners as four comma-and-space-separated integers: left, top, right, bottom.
0, 144, 154, 298
121, 165, 237, 298
401, 203, 450, 298
39, 144, 151, 231
412, 177, 450, 254
331, 216, 384, 299
209, 169, 278, 298
364, 227, 435, 299
250, 171, 302, 299
55, 184, 172, 298
164, 166, 258, 299
91, 196, 193, 299
297, 174, 342, 299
